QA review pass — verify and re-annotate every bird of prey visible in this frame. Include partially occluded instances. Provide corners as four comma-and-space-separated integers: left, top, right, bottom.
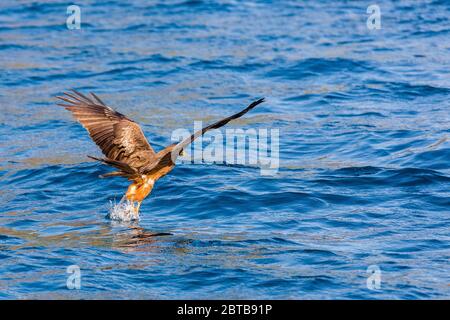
57, 90, 264, 218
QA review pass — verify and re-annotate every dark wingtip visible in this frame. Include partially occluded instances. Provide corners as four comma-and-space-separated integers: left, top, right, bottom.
250, 97, 265, 108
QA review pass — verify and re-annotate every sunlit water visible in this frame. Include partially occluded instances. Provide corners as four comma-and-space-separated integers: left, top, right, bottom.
0, 0, 449, 299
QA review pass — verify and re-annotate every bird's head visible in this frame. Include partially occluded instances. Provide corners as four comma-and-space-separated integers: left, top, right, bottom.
179, 149, 186, 156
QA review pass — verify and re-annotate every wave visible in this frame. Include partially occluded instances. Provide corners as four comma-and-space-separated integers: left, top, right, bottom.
266, 58, 373, 80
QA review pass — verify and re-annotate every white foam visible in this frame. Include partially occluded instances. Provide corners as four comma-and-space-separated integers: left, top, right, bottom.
108, 199, 139, 221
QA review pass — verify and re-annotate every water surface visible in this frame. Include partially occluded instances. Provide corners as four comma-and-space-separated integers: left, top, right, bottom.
0, 0, 449, 299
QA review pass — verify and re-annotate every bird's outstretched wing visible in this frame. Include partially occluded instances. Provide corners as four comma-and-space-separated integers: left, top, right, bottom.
176, 97, 265, 152
143, 98, 265, 173
56, 90, 156, 172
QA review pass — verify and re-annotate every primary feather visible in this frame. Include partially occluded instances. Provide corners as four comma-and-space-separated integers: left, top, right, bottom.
57, 90, 156, 176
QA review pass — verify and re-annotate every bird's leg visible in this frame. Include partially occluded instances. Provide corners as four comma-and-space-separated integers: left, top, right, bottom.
134, 201, 142, 219
120, 194, 127, 204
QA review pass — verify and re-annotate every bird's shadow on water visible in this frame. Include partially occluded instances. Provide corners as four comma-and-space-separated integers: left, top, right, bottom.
106, 219, 175, 249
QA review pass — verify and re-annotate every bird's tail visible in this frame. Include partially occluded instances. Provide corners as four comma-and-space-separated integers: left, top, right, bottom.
88, 156, 137, 178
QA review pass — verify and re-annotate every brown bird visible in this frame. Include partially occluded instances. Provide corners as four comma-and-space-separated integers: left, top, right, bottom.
57, 90, 264, 218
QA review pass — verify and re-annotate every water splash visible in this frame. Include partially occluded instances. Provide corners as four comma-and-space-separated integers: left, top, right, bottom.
108, 199, 139, 221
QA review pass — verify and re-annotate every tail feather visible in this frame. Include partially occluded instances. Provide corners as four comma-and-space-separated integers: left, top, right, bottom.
88, 155, 137, 177
99, 171, 130, 179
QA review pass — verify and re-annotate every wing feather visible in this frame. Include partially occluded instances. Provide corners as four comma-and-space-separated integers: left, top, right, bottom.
176, 98, 265, 152
57, 90, 156, 172
142, 98, 265, 173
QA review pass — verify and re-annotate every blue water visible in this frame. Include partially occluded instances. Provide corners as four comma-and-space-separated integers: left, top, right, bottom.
0, 0, 449, 299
